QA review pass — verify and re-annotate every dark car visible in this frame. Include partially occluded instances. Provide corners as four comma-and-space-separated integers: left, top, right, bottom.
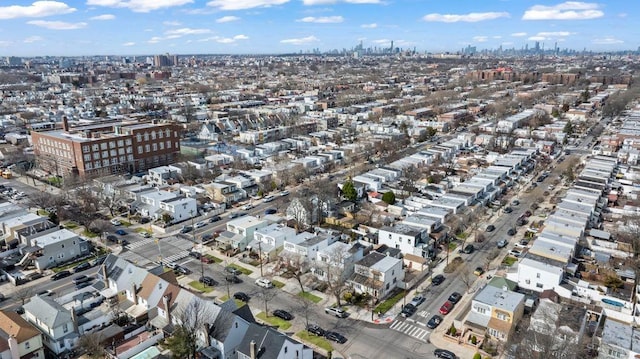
52, 270, 71, 281
307, 324, 325, 336
202, 234, 213, 241
189, 251, 202, 259
264, 208, 277, 215
106, 234, 118, 243
524, 210, 532, 217
180, 226, 193, 234
324, 331, 347, 344
486, 225, 495, 232
73, 275, 91, 285
503, 207, 513, 213
208, 215, 222, 223
199, 276, 216, 286
434, 349, 457, 359
432, 274, 445, 286
115, 229, 127, 236
93, 256, 107, 266
462, 244, 474, 254
225, 275, 242, 283
76, 281, 93, 290
507, 228, 517, 236
448, 292, 462, 304
225, 266, 242, 276
233, 292, 250, 302
273, 309, 293, 321
74, 262, 91, 273
427, 314, 443, 329
139, 217, 151, 224
176, 266, 191, 275
401, 303, 417, 318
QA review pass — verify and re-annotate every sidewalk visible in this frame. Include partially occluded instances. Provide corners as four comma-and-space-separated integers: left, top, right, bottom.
11, 172, 62, 195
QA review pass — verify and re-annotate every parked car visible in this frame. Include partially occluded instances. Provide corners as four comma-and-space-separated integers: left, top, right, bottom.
264, 208, 277, 215
180, 226, 193, 234
225, 266, 242, 276
486, 225, 495, 232
241, 204, 254, 210
448, 292, 462, 304
434, 349, 457, 359
461, 244, 474, 254
508, 249, 522, 258
255, 277, 273, 288
439, 301, 454, 315
524, 210, 532, 217
194, 221, 206, 229
324, 331, 347, 344
110, 219, 122, 226
325, 306, 348, 318
306, 324, 325, 336
511, 199, 520, 206
427, 315, 443, 329
208, 215, 222, 223
401, 303, 417, 318
409, 295, 426, 307
115, 229, 127, 236
76, 281, 93, 289
507, 228, 517, 236
176, 266, 191, 275
139, 231, 151, 238
189, 251, 202, 259
233, 292, 250, 302
106, 234, 118, 243
279, 190, 290, 197
515, 239, 530, 248
263, 195, 275, 202
497, 239, 508, 248
432, 274, 445, 286
74, 262, 92, 273
52, 270, 71, 281
503, 207, 513, 213
202, 234, 213, 241
73, 275, 91, 285
199, 276, 216, 286
273, 309, 293, 321
225, 275, 242, 283
474, 267, 485, 276
139, 217, 151, 224
228, 212, 247, 219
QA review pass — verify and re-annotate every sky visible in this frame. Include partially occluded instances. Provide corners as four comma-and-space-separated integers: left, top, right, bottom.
0, 0, 636, 56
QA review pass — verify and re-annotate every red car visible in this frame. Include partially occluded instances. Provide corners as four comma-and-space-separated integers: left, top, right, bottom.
439, 301, 454, 315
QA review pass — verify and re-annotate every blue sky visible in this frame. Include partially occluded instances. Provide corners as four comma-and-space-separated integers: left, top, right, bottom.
0, 0, 636, 56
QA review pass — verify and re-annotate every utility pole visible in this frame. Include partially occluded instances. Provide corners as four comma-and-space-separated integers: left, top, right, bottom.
258, 242, 263, 277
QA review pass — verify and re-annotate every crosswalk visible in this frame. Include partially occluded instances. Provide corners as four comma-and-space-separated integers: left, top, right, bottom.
162, 252, 190, 265
389, 319, 430, 341
125, 237, 156, 250
417, 310, 430, 318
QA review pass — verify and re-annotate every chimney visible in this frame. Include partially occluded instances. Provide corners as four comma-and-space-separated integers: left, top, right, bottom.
162, 295, 170, 324
8, 335, 19, 359
62, 116, 69, 132
250, 340, 257, 359
101, 264, 108, 287
131, 283, 138, 305
71, 308, 79, 333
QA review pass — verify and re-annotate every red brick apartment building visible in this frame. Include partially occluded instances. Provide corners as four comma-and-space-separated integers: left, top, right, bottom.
31, 119, 181, 177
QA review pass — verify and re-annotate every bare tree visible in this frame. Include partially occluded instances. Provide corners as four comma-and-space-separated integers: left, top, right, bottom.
27, 191, 54, 211
165, 297, 217, 359
259, 286, 278, 317
77, 332, 105, 359
14, 285, 35, 305
89, 219, 112, 242
458, 264, 476, 294
321, 245, 352, 307
277, 252, 310, 294
295, 296, 316, 331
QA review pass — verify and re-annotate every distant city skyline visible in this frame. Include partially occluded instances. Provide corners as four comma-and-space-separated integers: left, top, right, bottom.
0, 0, 637, 56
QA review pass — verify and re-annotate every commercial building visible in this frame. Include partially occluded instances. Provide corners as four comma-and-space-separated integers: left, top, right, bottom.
31, 119, 181, 177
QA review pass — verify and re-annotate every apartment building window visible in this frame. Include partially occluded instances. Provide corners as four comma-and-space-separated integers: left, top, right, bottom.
63, 323, 69, 333
118, 148, 125, 155
82, 145, 89, 153
152, 143, 157, 151
94, 161, 101, 168
86, 162, 93, 169
92, 144, 99, 151
166, 129, 171, 137
109, 141, 116, 149
102, 151, 108, 158
103, 159, 109, 167
159, 142, 164, 150
111, 158, 118, 165
126, 146, 132, 154
117, 140, 124, 147
101, 142, 107, 150
93, 152, 99, 160
159, 131, 163, 138
120, 156, 125, 163
136, 133, 142, 142
84, 154, 91, 162
496, 312, 509, 321
110, 150, 117, 157
175, 142, 179, 149
137, 146, 143, 154
125, 139, 132, 145
151, 131, 156, 139
128, 154, 134, 161
145, 144, 150, 152
144, 132, 149, 141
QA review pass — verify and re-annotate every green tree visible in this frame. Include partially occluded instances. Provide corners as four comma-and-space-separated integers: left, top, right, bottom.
426, 126, 437, 138
563, 121, 574, 135
341, 179, 358, 202
381, 191, 396, 205
473, 353, 482, 359
164, 326, 195, 359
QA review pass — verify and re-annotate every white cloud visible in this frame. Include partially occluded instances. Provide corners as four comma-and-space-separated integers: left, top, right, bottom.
527, 31, 574, 41
0, 1, 76, 20
528, 36, 546, 41
165, 27, 212, 37
87, 0, 193, 13
511, 32, 527, 37
522, 1, 603, 20
297, 16, 343, 23
206, 0, 289, 11
303, 0, 381, 4
473, 36, 488, 42
90, 14, 115, 20
122, 41, 136, 46
361, 23, 377, 28
198, 34, 249, 43
163, 20, 182, 26
24, 36, 44, 43
148, 36, 163, 43
233, 34, 249, 40
593, 37, 623, 45
280, 35, 319, 45
216, 15, 240, 23
423, 12, 509, 23
27, 20, 87, 30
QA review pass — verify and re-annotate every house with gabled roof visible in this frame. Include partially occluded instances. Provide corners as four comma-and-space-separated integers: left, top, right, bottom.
236, 322, 313, 359
22, 295, 78, 355
0, 310, 45, 359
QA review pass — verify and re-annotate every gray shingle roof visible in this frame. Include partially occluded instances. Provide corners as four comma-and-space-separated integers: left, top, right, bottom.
23, 295, 72, 329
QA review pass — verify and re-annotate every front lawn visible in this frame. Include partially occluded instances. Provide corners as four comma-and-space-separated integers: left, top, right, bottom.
502, 256, 517, 266
256, 312, 292, 330
205, 255, 222, 264
296, 331, 333, 352
298, 291, 322, 304
374, 289, 404, 314
120, 220, 132, 227
64, 221, 78, 229
188, 281, 214, 293
228, 263, 253, 275
82, 230, 99, 238
272, 280, 285, 289
52, 257, 92, 273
